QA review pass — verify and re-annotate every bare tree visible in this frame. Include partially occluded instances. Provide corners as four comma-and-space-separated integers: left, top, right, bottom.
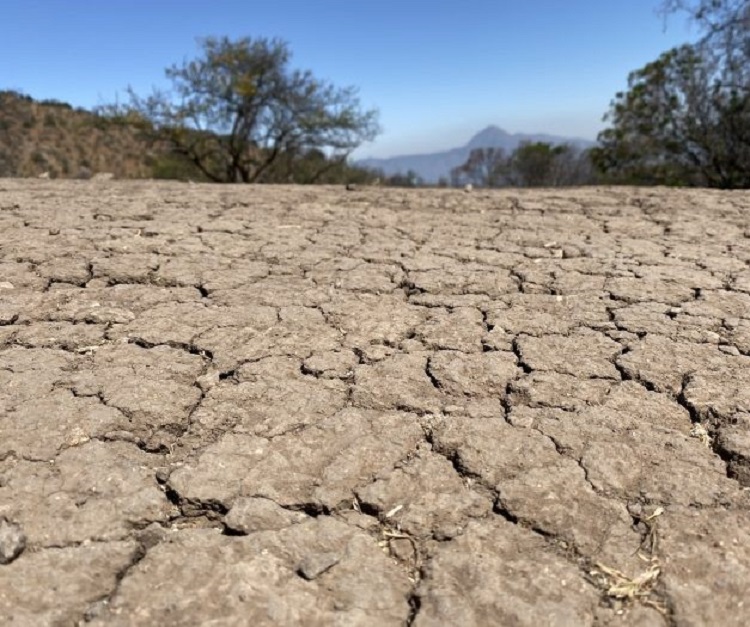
450, 147, 507, 187
103, 36, 380, 183
661, 0, 750, 89
451, 143, 596, 188
661, 0, 749, 40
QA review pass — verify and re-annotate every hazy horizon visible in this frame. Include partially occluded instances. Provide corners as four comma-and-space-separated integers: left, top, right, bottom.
352, 122, 599, 160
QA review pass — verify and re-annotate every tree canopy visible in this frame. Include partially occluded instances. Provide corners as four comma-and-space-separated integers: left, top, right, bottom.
108, 36, 380, 183
661, 1, 749, 47
593, 1, 750, 187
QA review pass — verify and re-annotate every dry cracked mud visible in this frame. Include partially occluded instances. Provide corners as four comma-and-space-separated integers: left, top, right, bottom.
1, 180, 750, 626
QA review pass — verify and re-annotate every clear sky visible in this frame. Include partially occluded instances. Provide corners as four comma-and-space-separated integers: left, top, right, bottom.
2, 0, 697, 157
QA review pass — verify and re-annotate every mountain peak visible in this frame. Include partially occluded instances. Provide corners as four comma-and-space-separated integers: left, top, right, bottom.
467, 126, 512, 149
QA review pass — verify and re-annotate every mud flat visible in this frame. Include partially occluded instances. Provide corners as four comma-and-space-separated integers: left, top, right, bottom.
1, 180, 749, 625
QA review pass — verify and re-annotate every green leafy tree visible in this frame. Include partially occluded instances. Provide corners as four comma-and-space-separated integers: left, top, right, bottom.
506, 142, 573, 187
592, 44, 750, 187
104, 36, 380, 183
594, 1, 750, 187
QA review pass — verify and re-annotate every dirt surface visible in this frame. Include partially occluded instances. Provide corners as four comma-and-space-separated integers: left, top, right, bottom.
1, 180, 750, 626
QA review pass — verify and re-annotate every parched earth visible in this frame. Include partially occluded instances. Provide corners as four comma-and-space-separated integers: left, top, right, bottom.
1, 180, 749, 626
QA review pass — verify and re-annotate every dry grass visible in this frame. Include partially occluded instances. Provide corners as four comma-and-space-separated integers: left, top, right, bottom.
590, 507, 667, 614
690, 423, 714, 447
591, 558, 662, 603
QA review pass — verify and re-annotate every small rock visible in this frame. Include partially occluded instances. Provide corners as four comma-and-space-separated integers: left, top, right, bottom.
703, 331, 721, 343
196, 371, 221, 392
724, 317, 741, 330
225, 497, 307, 534
464, 184, 473, 192
37, 171, 50, 179
92, 172, 115, 181
345, 183, 357, 191
719, 344, 741, 356
136, 522, 167, 549
297, 552, 341, 580
83, 598, 110, 621
389, 537, 415, 562
0, 281, 14, 290
154, 468, 171, 484
627, 502, 644, 518
0, 518, 26, 564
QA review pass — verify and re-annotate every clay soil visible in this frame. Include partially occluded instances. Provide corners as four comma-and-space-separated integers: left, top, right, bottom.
1, 180, 750, 626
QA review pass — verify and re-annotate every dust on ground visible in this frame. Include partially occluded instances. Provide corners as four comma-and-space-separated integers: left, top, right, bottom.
1, 180, 749, 626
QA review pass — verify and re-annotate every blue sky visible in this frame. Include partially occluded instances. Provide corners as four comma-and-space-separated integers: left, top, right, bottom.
2, 1, 697, 157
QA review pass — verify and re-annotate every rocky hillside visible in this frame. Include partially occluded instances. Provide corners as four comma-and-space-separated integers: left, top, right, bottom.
0, 91, 191, 179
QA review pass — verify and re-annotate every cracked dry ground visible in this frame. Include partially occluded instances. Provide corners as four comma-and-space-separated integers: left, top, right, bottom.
1, 181, 750, 627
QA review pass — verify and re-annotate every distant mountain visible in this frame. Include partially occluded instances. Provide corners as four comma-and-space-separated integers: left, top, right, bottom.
357, 125, 596, 183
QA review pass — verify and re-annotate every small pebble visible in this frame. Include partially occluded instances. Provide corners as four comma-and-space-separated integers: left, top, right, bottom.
389, 538, 415, 561
0, 519, 26, 564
